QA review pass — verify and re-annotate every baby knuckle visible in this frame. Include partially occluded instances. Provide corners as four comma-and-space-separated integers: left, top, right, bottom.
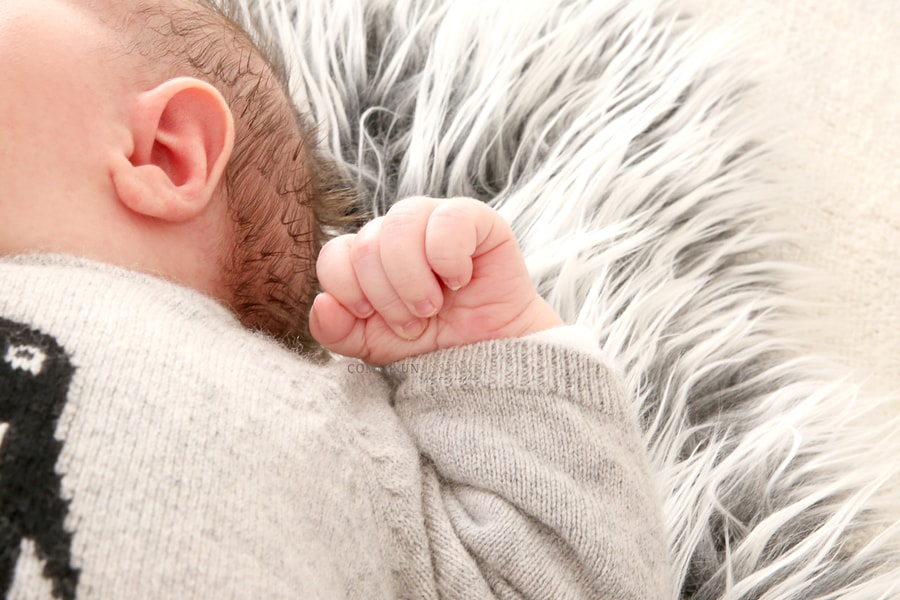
350, 220, 383, 262
382, 204, 424, 233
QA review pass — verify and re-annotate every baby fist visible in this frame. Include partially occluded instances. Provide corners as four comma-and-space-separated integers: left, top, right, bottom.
309, 196, 562, 365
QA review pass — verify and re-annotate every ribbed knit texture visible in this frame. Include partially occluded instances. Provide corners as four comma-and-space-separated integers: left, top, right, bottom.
0, 255, 670, 598
387, 343, 670, 599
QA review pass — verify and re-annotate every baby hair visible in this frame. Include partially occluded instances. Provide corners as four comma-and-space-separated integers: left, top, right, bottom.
120, 0, 357, 355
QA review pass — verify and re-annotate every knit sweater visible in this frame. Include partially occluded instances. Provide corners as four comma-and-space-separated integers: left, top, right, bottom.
0, 255, 670, 599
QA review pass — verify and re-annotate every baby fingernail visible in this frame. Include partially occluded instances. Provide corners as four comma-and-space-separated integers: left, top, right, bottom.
414, 300, 437, 317
443, 278, 462, 291
354, 300, 374, 317
401, 319, 426, 340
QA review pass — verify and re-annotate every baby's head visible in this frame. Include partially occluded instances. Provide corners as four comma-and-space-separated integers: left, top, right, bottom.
0, 0, 354, 353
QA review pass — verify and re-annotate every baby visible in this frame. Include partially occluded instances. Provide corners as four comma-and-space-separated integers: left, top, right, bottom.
0, 0, 671, 598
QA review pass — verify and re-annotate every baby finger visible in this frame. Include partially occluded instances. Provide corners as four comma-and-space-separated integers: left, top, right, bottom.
317, 234, 374, 318
351, 218, 428, 340
379, 198, 443, 319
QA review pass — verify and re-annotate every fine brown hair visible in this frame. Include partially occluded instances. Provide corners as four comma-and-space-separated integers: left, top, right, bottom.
120, 0, 357, 357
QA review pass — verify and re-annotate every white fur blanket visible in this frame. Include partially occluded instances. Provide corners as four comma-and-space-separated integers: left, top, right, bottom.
241, 0, 900, 596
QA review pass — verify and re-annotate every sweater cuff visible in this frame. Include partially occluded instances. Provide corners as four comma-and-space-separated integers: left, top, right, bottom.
385, 337, 627, 417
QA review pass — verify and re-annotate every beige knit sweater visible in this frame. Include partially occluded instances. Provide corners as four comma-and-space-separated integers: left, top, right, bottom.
0, 255, 670, 599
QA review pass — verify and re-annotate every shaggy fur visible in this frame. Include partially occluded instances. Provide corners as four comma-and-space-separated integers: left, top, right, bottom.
235, 0, 900, 596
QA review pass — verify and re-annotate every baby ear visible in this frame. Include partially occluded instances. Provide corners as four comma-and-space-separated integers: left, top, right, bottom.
113, 77, 235, 222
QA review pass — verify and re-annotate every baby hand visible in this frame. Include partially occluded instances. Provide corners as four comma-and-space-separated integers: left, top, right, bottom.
309, 197, 563, 365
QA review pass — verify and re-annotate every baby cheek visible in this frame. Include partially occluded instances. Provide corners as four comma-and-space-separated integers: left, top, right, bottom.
0, 4, 119, 167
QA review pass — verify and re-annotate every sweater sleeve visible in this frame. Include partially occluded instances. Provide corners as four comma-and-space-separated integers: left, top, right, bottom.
387, 338, 671, 599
